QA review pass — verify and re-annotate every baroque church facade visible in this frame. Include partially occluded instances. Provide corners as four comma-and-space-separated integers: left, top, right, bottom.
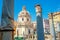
14, 6, 37, 40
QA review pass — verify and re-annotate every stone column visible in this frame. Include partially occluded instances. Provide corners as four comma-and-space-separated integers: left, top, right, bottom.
0, 29, 14, 40
35, 4, 44, 40
57, 22, 60, 40
50, 13, 56, 40
0, 0, 14, 40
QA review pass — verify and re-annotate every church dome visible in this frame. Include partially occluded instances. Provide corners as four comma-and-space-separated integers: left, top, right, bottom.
17, 6, 31, 26
18, 6, 30, 18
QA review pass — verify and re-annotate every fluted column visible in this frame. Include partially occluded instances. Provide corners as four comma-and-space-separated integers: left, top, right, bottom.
0, 0, 14, 40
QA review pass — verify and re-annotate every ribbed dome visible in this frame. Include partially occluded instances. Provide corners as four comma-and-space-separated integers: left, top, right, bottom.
18, 6, 30, 18
17, 6, 31, 26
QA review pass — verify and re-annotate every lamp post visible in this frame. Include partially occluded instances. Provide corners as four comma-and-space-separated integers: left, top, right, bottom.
35, 4, 44, 40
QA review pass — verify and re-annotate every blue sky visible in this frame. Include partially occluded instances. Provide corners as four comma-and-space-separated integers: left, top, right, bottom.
0, 0, 60, 25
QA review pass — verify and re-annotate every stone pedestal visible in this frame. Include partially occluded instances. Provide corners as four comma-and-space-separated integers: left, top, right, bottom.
0, 32, 2, 40
0, 28, 14, 40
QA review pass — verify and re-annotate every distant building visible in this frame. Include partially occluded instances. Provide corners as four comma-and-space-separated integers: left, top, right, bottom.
43, 19, 50, 34
48, 12, 60, 40
14, 6, 37, 40
45, 34, 52, 40
43, 19, 51, 40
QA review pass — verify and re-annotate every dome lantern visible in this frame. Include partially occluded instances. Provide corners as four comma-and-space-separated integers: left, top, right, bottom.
22, 6, 26, 11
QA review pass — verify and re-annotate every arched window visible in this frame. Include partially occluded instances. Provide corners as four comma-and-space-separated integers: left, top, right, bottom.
27, 18, 29, 21
22, 18, 24, 21
28, 29, 30, 34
